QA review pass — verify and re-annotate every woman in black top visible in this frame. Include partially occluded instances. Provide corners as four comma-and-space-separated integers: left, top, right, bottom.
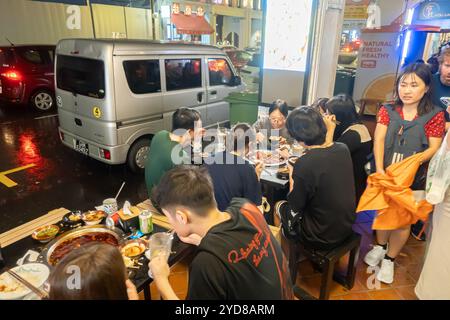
323, 94, 372, 203
278, 107, 356, 250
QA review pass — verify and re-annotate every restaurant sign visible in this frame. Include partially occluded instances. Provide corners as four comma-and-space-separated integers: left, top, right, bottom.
344, 5, 368, 20
418, 1, 450, 21
172, 2, 205, 16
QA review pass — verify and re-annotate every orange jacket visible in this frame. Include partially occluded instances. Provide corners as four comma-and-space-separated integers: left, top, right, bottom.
357, 153, 433, 230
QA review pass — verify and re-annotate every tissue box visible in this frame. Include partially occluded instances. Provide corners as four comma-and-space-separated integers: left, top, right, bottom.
117, 206, 141, 233
117, 206, 141, 221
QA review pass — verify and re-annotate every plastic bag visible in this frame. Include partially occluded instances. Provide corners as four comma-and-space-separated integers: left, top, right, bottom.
426, 131, 450, 205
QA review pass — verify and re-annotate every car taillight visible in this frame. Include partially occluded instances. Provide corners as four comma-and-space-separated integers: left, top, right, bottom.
100, 148, 111, 160
1, 71, 22, 81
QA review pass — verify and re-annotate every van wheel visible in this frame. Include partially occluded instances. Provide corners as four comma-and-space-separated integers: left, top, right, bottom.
31, 90, 54, 112
127, 138, 151, 173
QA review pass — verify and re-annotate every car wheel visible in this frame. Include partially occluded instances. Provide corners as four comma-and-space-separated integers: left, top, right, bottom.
31, 90, 55, 112
127, 138, 151, 173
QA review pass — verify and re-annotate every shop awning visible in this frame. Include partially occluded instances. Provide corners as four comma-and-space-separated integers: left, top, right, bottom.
171, 13, 214, 35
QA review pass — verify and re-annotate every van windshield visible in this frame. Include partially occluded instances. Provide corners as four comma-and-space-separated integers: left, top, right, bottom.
56, 55, 105, 99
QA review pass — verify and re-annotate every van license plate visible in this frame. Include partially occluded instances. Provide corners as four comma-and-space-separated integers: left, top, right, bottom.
74, 139, 89, 155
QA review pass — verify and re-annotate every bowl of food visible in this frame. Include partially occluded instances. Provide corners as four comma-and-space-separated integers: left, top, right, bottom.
0, 263, 50, 300
62, 211, 83, 227
276, 166, 290, 180
82, 210, 106, 226
44, 225, 123, 266
253, 150, 286, 167
32, 225, 60, 243
120, 239, 147, 258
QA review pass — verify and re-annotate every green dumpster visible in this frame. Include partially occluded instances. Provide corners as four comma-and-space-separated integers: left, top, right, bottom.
225, 92, 259, 126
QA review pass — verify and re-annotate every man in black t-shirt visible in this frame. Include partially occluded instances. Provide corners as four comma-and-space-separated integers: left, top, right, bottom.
279, 107, 356, 250
149, 166, 293, 300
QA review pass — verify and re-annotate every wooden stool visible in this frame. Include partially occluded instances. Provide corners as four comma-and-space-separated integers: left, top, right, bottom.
289, 232, 361, 300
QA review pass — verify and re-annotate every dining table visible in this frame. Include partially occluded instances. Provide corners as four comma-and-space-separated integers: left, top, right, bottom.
0, 201, 195, 300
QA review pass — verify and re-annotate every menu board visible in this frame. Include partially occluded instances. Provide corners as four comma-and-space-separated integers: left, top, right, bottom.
262, 0, 313, 72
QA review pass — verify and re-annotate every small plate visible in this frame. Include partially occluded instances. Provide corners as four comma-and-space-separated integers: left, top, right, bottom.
120, 239, 147, 258
0, 263, 50, 300
82, 210, 106, 226
250, 150, 287, 167
62, 212, 83, 226
32, 225, 60, 243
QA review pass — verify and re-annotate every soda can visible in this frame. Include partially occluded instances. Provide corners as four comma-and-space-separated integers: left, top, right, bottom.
139, 210, 153, 234
105, 212, 120, 228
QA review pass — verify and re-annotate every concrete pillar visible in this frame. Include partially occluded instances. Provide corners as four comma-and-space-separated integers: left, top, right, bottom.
243, 8, 252, 49
307, 0, 346, 104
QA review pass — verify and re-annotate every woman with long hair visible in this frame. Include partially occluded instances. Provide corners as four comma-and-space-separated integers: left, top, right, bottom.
363, 63, 445, 284
323, 94, 372, 202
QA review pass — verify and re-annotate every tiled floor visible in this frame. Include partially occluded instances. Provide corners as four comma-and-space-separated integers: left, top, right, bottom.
294, 210, 425, 300
143, 113, 425, 301
143, 211, 426, 300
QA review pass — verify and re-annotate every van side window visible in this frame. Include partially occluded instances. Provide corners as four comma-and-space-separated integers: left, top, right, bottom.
123, 60, 161, 94
208, 58, 233, 86
165, 59, 202, 91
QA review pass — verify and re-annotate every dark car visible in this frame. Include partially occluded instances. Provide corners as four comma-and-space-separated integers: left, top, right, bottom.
0, 45, 55, 112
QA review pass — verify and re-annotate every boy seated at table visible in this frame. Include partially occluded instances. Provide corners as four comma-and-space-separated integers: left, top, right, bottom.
277, 106, 356, 251
204, 123, 264, 211
49, 243, 139, 300
149, 165, 293, 300
145, 108, 204, 206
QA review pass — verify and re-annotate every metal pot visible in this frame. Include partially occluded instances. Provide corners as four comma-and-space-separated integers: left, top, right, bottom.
40, 225, 124, 267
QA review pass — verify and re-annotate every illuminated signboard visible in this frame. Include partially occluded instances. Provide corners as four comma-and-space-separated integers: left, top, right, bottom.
263, 0, 313, 72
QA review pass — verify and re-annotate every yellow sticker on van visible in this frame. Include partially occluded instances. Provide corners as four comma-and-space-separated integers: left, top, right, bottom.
93, 107, 102, 118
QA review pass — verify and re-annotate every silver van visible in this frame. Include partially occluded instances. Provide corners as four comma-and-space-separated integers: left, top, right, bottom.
55, 39, 243, 172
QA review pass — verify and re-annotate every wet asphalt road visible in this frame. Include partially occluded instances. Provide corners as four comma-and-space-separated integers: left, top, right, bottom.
0, 103, 147, 234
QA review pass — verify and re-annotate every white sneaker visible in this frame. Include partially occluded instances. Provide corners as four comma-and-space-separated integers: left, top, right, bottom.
376, 259, 394, 284
363, 245, 387, 267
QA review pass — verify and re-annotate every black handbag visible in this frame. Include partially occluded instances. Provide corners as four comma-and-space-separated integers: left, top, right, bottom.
279, 202, 303, 241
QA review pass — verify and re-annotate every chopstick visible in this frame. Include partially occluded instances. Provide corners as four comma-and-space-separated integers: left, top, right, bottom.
7, 269, 48, 299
